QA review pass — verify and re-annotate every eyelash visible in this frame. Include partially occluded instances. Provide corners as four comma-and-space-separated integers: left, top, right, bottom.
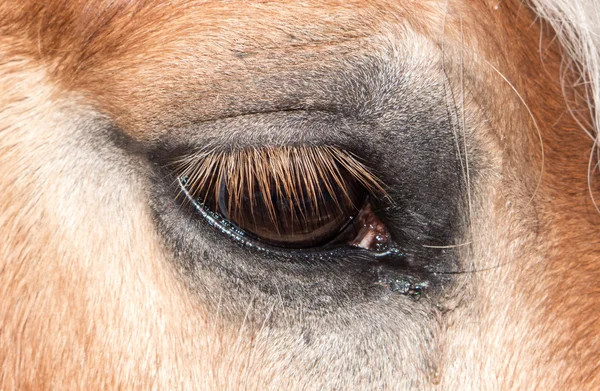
171, 145, 393, 251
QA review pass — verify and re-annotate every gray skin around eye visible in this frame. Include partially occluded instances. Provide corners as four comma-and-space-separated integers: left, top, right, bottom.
147, 42, 469, 313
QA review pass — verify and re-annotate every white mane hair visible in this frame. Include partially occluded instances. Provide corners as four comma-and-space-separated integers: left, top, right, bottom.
531, 0, 600, 150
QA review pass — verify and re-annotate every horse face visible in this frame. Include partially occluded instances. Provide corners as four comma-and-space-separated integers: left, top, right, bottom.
1, 1, 598, 389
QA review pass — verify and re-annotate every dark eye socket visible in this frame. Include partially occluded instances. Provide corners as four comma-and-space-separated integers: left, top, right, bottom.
175, 145, 390, 251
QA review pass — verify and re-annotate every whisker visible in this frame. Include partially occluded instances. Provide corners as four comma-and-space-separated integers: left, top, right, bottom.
437, 3, 475, 250
459, 16, 473, 235
422, 242, 473, 249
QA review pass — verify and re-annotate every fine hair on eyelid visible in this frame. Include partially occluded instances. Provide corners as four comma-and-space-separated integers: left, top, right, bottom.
172, 145, 388, 231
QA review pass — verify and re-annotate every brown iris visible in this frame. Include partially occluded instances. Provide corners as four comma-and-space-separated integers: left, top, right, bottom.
215, 169, 364, 247
175, 146, 387, 249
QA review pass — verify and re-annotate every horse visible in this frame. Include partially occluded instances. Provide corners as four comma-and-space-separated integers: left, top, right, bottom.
1, 0, 598, 389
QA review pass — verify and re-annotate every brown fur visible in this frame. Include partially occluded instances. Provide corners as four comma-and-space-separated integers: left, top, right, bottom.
0, 0, 598, 389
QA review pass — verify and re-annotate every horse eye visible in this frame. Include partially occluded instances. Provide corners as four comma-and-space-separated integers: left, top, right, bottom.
215, 172, 363, 248
175, 146, 391, 251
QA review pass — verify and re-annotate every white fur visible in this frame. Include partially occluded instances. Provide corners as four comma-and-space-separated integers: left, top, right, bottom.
532, 0, 600, 143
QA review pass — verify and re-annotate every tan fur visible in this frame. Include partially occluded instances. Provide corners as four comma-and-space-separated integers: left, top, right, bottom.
0, 0, 598, 389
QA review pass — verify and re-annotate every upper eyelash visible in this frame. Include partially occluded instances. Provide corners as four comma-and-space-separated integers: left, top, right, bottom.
171, 145, 388, 228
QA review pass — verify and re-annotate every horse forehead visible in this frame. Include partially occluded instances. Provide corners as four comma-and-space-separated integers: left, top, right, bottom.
7, 0, 500, 80
8, 0, 507, 140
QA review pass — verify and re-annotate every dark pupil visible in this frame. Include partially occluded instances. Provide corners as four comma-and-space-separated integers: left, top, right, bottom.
212, 172, 364, 248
